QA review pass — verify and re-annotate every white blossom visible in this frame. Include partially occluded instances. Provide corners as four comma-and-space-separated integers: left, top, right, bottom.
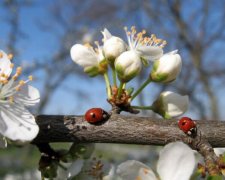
115, 142, 196, 180
114, 26, 166, 82
0, 50, 40, 146
150, 50, 182, 83
70, 43, 107, 77
102, 28, 126, 62
124, 26, 165, 62
152, 91, 189, 119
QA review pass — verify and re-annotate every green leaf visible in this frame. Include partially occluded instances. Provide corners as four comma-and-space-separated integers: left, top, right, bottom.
207, 175, 223, 180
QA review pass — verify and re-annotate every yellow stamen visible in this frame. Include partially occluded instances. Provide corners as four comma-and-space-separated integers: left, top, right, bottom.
131, 26, 136, 34
135, 176, 142, 180
15, 86, 21, 91
1, 73, 6, 78
13, 75, 18, 80
142, 29, 146, 34
10, 63, 14, 69
125, 26, 166, 48
0, 52, 3, 58
19, 80, 25, 86
0, 79, 8, 84
7, 53, 13, 60
84, 43, 92, 48
9, 96, 14, 103
28, 75, 33, 81
16, 67, 22, 75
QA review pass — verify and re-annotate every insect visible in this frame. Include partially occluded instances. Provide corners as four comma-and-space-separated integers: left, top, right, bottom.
178, 117, 197, 136
85, 108, 109, 123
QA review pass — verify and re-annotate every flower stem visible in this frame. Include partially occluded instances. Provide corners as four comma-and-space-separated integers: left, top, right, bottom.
112, 67, 117, 86
103, 73, 111, 99
117, 81, 125, 99
122, 83, 126, 89
131, 79, 151, 101
131, 105, 153, 110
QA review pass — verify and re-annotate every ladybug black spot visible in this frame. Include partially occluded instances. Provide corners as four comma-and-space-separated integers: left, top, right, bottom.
182, 121, 186, 126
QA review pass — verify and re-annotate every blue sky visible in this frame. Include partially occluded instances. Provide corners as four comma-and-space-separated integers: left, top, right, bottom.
0, 0, 225, 119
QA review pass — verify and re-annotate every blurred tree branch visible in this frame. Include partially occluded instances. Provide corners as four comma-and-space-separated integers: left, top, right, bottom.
131, 0, 225, 120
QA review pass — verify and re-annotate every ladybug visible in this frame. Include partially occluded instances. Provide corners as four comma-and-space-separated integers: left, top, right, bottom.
178, 117, 197, 136
85, 108, 109, 123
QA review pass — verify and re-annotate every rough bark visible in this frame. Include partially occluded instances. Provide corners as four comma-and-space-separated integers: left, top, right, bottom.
33, 114, 225, 148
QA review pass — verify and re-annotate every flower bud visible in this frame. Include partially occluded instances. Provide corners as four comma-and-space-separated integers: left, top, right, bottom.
151, 91, 189, 119
115, 50, 142, 83
150, 51, 181, 83
70, 44, 107, 77
102, 28, 126, 64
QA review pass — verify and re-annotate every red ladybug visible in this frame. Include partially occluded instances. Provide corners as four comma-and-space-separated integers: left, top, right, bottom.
85, 108, 109, 123
178, 117, 197, 136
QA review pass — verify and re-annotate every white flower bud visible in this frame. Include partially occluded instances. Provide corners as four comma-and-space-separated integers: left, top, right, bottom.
70, 44, 99, 68
150, 50, 182, 83
152, 91, 189, 119
102, 28, 126, 63
115, 50, 142, 83
70, 44, 107, 77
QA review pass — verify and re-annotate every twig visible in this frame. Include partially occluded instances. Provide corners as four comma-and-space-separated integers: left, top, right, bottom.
182, 130, 220, 175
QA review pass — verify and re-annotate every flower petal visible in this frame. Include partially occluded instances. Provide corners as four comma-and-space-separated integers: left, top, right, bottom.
0, 103, 39, 143
70, 44, 98, 68
14, 85, 40, 106
163, 91, 189, 117
137, 168, 157, 180
157, 142, 195, 180
137, 46, 163, 61
101, 28, 112, 41
116, 160, 156, 180
0, 135, 7, 148
214, 148, 225, 156
103, 165, 115, 180
0, 50, 13, 79
67, 159, 84, 179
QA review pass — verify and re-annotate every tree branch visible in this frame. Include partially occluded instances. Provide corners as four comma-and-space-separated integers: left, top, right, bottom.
33, 114, 225, 147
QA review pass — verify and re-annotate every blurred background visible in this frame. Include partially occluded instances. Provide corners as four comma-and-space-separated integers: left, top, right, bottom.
0, 0, 225, 179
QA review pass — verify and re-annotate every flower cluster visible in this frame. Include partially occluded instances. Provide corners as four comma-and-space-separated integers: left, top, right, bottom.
70, 26, 188, 118
0, 50, 40, 148
65, 142, 196, 180
110, 142, 196, 180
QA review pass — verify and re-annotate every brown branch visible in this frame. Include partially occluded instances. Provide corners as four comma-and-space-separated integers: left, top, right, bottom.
33, 114, 225, 176
33, 114, 225, 147
183, 130, 220, 175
